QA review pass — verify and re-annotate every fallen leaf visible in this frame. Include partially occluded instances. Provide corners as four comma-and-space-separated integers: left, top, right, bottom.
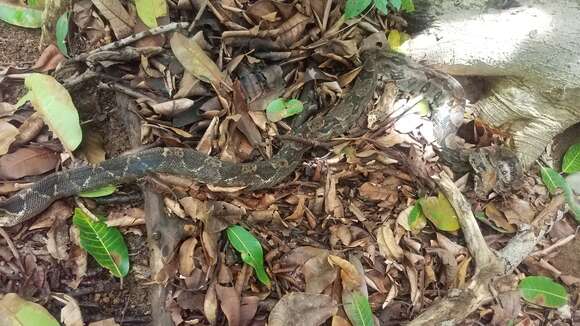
204, 282, 218, 325
170, 32, 225, 87
151, 98, 195, 116
0, 147, 59, 180
266, 98, 304, 122
240, 296, 259, 326
135, 0, 167, 28
328, 255, 361, 292
343, 291, 374, 326
0, 121, 19, 155
304, 253, 336, 294
33, 44, 66, 72
376, 222, 403, 261
47, 217, 70, 261
418, 193, 461, 232
215, 285, 240, 326
0, 3, 43, 28
23, 73, 83, 151
55, 294, 83, 326
0, 102, 17, 117
78, 131, 106, 164
268, 293, 337, 326
0, 293, 59, 326
88, 318, 119, 326
178, 237, 197, 276
90, 0, 135, 38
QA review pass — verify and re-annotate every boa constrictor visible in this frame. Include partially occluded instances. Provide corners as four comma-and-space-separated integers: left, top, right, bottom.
0, 48, 518, 227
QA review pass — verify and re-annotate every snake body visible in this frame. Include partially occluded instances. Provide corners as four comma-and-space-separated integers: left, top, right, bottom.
0, 49, 469, 227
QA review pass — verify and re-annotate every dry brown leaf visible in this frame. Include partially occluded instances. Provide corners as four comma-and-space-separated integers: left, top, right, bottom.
30, 200, 72, 230
178, 237, 198, 277
33, 44, 65, 72
331, 315, 351, 326
14, 113, 44, 147
215, 284, 240, 326
88, 318, 119, 326
197, 116, 219, 154
134, 19, 165, 48
91, 0, 135, 38
47, 217, 70, 261
0, 121, 19, 155
56, 294, 83, 326
503, 195, 535, 224
78, 130, 106, 164
328, 255, 361, 292
74, 0, 107, 45
455, 256, 472, 288
377, 222, 404, 261
283, 246, 330, 267
304, 253, 336, 294
268, 292, 337, 326
174, 72, 209, 98
66, 226, 87, 289
202, 230, 219, 266
151, 98, 195, 116
240, 296, 259, 326
329, 225, 352, 247
429, 248, 458, 289
0, 102, 17, 117
204, 282, 218, 325
0, 147, 59, 180
485, 203, 516, 233
359, 182, 389, 201
170, 32, 225, 87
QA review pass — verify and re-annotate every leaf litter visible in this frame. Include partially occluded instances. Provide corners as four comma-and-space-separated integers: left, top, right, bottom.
0, 0, 577, 324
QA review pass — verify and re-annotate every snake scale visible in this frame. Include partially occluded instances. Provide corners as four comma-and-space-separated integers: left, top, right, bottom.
0, 47, 498, 227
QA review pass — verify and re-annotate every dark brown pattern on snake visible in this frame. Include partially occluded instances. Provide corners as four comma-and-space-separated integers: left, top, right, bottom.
0, 50, 468, 227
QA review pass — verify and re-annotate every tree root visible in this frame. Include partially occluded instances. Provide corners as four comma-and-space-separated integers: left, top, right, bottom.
409, 172, 565, 325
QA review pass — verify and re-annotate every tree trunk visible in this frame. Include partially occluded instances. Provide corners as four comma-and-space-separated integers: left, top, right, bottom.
400, 0, 580, 167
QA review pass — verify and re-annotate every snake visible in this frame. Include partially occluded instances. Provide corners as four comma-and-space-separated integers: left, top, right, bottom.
0, 45, 517, 227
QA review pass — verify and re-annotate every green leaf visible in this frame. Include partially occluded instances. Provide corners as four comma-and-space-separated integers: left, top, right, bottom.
562, 143, 580, 174
374, 0, 388, 15
0, 3, 43, 28
408, 203, 427, 231
56, 12, 69, 57
344, 0, 372, 18
266, 98, 304, 123
401, 0, 415, 12
418, 192, 460, 232
22, 73, 82, 151
540, 166, 567, 194
135, 0, 167, 28
518, 276, 568, 308
540, 167, 579, 222
27, 0, 45, 9
73, 208, 129, 278
79, 185, 117, 198
0, 293, 60, 326
389, 0, 402, 10
226, 225, 270, 286
343, 291, 374, 326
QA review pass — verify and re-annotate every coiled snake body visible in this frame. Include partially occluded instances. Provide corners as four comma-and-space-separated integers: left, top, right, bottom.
0, 49, 482, 227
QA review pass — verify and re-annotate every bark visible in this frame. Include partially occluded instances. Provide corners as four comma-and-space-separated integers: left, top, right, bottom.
401, 0, 580, 167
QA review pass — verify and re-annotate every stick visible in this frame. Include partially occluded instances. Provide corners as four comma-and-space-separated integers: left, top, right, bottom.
73, 22, 189, 62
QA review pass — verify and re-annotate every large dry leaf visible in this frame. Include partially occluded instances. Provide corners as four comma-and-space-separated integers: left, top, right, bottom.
304, 253, 337, 294
91, 0, 135, 38
215, 285, 240, 326
0, 147, 59, 179
170, 32, 225, 87
204, 282, 218, 325
0, 121, 19, 155
268, 293, 337, 326
56, 294, 83, 326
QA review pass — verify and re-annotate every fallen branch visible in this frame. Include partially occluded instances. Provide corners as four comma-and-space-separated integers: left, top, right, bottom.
73, 22, 188, 62
409, 172, 564, 325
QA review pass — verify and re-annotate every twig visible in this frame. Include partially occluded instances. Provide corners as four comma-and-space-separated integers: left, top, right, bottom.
188, 0, 208, 32
73, 22, 189, 62
409, 178, 566, 325
434, 172, 501, 269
